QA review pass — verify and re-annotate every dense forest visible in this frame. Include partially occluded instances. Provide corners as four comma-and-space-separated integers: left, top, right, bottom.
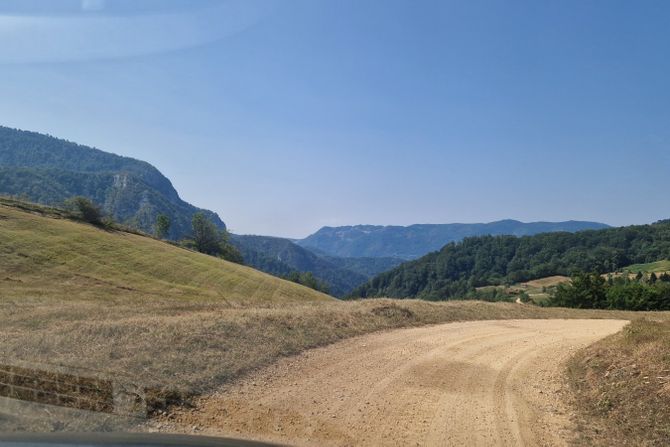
351, 220, 670, 300
321, 255, 404, 278
0, 126, 225, 239
549, 272, 670, 310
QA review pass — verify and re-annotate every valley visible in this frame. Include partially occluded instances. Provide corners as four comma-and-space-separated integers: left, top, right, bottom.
1, 196, 670, 445
0, 126, 615, 297
2, 3, 668, 444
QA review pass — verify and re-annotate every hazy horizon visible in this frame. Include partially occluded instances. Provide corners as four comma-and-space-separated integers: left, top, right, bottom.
1, 0, 669, 238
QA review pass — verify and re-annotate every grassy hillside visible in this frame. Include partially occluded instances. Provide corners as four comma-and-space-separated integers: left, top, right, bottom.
476, 275, 570, 304
0, 198, 331, 305
0, 126, 225, 239
622, 259, 670, 274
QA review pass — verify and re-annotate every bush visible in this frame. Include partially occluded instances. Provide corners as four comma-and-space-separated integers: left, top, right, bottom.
64, 196, 104, 226
190, 212, 243, 263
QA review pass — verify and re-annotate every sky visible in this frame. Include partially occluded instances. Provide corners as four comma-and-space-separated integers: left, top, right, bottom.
0, 0, 669, 238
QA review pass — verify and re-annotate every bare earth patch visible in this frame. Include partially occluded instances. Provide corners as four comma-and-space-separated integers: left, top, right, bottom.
155, 319, 627, 446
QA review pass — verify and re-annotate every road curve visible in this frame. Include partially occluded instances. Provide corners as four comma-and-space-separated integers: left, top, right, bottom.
164, 319, 627, 446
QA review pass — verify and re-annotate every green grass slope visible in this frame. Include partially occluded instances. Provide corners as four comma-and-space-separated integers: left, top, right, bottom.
622, 259, 670, 274
0, 198, 332, 305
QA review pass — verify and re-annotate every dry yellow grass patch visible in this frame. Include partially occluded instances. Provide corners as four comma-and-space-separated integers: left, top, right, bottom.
568, 319, 670, 446
523, 275, 571, 288
1, 296, 664, 402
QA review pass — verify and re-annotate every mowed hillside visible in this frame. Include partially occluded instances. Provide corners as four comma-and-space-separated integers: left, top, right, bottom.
0, 198, 332, 305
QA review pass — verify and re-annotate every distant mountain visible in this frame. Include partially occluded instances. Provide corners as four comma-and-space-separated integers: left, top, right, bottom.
351, 221, 670, 301
231, 235, 404, 297
297, 220, 611, 259
296, 245, 405, 277
0, 126, 225, 239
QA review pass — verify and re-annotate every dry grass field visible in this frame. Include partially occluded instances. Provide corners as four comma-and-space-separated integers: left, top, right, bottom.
2, 198, 670, 441
3, 295, 652, 401
0, 198, 658, 399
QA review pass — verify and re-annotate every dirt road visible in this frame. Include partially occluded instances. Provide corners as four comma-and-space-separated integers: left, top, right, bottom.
162, 319, 627, 446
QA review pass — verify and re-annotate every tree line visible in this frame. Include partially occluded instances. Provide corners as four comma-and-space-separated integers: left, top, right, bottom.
351, 220, 670, 301
281, 271, 330, 294
548, 272, 670, 310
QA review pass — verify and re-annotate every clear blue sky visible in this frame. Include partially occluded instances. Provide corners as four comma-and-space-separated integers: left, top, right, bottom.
1, 0, 669, 238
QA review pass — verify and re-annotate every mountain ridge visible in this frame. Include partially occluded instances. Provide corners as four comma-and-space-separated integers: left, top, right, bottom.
0, 125, 225, 239
297, 219, 610, 259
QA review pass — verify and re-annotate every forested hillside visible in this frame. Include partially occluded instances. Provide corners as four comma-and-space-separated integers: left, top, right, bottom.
298, 220, 609, 259
352, 221, 670, 300
0, 126, 225, 238
322, 255, 404, 278
232, 235, 373, 297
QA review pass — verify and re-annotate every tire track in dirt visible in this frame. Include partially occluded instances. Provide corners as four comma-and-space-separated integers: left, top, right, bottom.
158, 319, 627, 446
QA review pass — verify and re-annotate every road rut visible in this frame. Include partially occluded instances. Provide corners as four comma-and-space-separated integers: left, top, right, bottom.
164, 319, 626, 446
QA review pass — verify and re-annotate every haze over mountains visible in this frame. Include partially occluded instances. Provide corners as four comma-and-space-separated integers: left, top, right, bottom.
231, 234, 373, 297
297, 221, 611, 259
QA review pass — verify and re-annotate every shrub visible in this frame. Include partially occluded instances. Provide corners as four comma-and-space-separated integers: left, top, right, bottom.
155, 214, 171, 239
191, 212, 243, 263
64, 196, 104, 226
